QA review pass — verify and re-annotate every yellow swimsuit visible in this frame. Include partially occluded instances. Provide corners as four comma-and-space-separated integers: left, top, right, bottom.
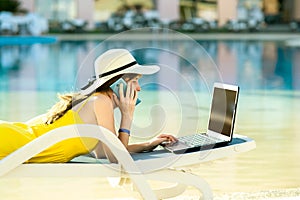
0, 101, 98, 163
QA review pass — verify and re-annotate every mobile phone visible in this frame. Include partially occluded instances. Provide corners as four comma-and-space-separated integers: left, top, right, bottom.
110, 78, 141, 105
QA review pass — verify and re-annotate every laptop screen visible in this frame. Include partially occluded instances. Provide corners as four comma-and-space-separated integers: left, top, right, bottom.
208, 86, 239, 137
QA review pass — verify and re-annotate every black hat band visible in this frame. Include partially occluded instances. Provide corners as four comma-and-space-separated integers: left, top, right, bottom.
81, 61, 137, 90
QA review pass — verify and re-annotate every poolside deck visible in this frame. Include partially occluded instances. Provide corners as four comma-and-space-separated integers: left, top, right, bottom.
49, 32, 300, 42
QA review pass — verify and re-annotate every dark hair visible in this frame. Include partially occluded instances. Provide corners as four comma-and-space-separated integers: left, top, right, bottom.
121, 73, 139, 81
95, 74, 123, 92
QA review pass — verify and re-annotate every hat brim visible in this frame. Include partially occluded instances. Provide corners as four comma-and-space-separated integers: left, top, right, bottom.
80, 64, 160, 95
122, 63, 160, 75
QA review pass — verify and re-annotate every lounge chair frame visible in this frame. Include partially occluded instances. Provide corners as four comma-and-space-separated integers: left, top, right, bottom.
0, 124, 255, 199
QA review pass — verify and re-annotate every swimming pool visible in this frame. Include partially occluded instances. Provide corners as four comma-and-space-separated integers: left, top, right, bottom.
0, 33, 300, 198
1, 37, 299, 92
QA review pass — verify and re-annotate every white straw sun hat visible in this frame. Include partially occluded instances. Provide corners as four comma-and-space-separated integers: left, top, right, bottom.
80, 49, 160, 95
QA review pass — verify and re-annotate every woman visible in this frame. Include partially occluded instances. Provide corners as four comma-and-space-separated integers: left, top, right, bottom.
0, 49, 177, 163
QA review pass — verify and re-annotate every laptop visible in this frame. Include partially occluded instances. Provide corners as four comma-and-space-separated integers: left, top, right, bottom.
163, 82, 240, 154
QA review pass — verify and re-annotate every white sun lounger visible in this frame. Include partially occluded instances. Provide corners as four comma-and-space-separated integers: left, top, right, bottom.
0, 124, 255, 200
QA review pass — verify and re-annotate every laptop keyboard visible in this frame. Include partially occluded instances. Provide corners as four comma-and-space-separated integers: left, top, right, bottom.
178, 134, 221, 147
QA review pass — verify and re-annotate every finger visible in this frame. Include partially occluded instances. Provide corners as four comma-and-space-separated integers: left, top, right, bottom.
113, 93, 119, 106
157, 133, 170, 138
170, 136, 178, 143
158, 134, 177, 142
127, 82, 134, 100
130, 82, 135, 99
157, 134, 167, 139
125, 81, 131, 98
168, 135, 178, 141
119, 83, 124, 100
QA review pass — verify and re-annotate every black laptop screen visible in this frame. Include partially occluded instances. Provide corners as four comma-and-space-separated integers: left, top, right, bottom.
208, 87, 238, 137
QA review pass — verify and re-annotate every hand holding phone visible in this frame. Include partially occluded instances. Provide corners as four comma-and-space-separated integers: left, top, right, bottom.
110, 78, 141, 105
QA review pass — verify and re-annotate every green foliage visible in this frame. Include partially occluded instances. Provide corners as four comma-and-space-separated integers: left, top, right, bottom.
0, 0, 21, 13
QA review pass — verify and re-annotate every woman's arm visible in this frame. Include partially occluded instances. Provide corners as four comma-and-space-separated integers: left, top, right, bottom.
113, 81, 137, 147
127, 134, 178, 153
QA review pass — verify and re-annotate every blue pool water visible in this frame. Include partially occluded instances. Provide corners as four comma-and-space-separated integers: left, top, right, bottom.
1, 37, 299, 92
0, 36, 57, 45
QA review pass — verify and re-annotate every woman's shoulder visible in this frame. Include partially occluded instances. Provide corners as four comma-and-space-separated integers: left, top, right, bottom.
93, 93, 114, 108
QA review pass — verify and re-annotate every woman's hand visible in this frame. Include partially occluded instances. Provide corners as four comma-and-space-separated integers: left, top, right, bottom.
146, 133, 178, 151
113, 81, 138, 129
126, 133, 178, 153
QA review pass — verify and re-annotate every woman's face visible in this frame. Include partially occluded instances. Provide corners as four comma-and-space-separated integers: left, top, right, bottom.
123, 75, 142, 92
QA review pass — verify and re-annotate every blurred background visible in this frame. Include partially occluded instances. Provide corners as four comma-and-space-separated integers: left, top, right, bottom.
1, 0, 300, 35
1, 1, 300, 199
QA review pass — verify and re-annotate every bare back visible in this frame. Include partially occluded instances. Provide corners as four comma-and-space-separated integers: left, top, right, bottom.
71, 93, 115, 126
71, 95, 99, 124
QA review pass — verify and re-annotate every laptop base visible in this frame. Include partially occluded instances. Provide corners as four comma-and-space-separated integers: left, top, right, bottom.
165, 141, 229, 154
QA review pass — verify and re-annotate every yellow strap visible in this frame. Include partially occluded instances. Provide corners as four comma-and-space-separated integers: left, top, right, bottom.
76, 95, 92, 112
